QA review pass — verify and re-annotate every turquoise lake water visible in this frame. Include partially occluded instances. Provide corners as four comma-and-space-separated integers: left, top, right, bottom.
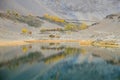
0, 42, 120, 80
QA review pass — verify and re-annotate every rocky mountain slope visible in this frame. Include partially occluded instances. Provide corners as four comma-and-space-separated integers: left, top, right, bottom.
0, 0, 120, 44
0, 0, 120, 20
40, 0, 120, 20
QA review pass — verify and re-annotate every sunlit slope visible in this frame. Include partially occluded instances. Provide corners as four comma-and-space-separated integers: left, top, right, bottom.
0, 18, 34, 40
88, 13, 120, 32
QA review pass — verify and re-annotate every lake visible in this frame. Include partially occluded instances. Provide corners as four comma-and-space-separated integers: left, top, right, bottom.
0, 42, 120, 80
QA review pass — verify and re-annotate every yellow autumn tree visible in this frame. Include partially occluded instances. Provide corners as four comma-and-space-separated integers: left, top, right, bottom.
79, 23, 88, 30
22, 28, 28, 34
44, 14, 49, 18
22, 46, 28, 53
44, 14, 65, 23
64, 23, 77, 31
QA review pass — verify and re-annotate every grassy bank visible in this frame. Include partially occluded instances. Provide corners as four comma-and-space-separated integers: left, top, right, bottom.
0, 39, 119, 48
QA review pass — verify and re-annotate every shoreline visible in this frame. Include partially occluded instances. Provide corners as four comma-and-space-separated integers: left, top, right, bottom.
0, 39, 86, 46
0, 39, 119, 48
0, 40, 29, 46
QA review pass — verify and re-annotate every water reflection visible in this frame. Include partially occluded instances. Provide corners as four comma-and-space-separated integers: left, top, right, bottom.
0, 51, 43, 70
0, 42, 120, 80
22, 45, 32, 53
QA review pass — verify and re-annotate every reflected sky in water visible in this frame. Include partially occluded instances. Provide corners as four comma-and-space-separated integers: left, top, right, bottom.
0, 42, 120, 80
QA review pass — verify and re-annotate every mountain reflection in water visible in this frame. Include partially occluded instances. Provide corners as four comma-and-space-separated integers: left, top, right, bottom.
0, 42, 120, 80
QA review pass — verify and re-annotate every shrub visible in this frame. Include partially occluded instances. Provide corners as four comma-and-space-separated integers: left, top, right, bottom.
17, 15, 42, 27
49, 34, 60, 38
40, 28, 64, 32
40, 28, 46, 32
44, 14, 65, 23
7, 10, 19, 17
49, 34, 55, 38
44, 14, 49, 18
1, 11, 43, 27
28, 31, 32, 35
22, 28, 28, 34
6, 10, 11, 16
64, 23, 77, 31
79, 23, 88, 30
